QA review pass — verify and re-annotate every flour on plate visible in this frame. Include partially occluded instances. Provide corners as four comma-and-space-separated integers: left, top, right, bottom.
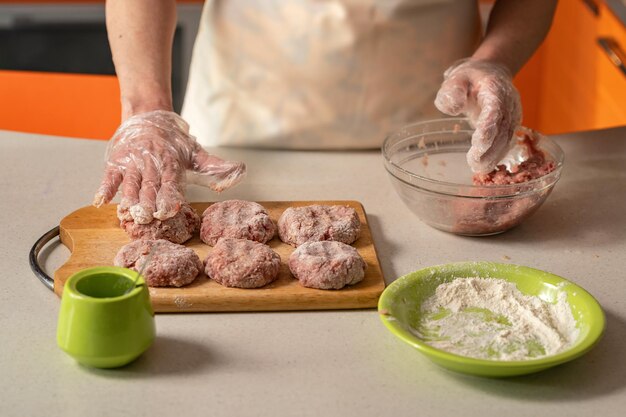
413, 278, 579, 361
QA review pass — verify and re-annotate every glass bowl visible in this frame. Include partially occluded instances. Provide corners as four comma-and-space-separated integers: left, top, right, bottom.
382, 118, 564, 236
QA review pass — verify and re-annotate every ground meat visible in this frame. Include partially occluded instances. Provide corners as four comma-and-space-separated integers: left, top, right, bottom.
451, 194, 547, 236
120, 203, 200, 244
204, 238, 281, 288
200, 200, 275, 246
277, 205, 361, 247
473, 130, 556, 185
289, 241, 366, 290
452, 130, 557, 235
114, 239, 202, 287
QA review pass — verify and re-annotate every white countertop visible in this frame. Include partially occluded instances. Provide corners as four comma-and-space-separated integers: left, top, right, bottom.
1, 127, 625, 417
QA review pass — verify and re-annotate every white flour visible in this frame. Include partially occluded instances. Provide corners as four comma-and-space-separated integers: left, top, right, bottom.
413, 278, 580, 361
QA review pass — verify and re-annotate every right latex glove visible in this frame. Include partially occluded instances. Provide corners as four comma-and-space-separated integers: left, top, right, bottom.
93, 110, 246, 224
435, 59, 522, 174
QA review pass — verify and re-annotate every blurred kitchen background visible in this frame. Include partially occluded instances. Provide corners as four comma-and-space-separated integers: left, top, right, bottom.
0, 0, 625, 140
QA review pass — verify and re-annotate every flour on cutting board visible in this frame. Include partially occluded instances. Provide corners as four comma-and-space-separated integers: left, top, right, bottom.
413, 278, 580, 361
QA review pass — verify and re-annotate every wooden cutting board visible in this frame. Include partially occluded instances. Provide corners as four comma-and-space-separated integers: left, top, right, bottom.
55, 201, 386, 312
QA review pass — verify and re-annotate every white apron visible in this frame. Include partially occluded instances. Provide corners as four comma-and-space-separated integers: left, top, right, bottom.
182, 0, 481, 149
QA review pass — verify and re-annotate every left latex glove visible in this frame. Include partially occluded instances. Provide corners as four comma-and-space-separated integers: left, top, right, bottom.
435, 59, 522, 174
93, 110, 246, 224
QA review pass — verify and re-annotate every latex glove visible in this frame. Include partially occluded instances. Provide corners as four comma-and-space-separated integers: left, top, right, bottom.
93, 110, 246, 224
435, 59, 522, 174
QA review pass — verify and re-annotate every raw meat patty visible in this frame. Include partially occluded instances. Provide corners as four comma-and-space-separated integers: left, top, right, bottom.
204, 238, 281, 288
114, 239, 202, 287
277, 205, 361, 247
288, 241, 366, 290
200, 200, 275, 246
120, 203, 200, 244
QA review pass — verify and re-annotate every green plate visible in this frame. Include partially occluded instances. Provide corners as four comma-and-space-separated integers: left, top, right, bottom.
378, 262, 605, 377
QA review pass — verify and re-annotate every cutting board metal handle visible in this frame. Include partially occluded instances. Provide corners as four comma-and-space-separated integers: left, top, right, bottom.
29, 226, 59, 291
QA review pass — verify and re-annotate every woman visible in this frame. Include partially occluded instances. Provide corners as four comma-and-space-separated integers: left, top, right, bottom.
94, 0, 557, 225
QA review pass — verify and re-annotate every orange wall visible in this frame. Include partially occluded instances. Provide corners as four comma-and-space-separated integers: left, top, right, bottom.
0, 70, 121, 140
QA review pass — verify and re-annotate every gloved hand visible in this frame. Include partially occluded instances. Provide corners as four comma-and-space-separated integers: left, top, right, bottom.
93, 110, 246, 224
435, 59, 522, 174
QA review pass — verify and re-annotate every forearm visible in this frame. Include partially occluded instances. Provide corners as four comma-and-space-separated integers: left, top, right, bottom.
473, 0, 557, 75
106, 0, 177, 119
